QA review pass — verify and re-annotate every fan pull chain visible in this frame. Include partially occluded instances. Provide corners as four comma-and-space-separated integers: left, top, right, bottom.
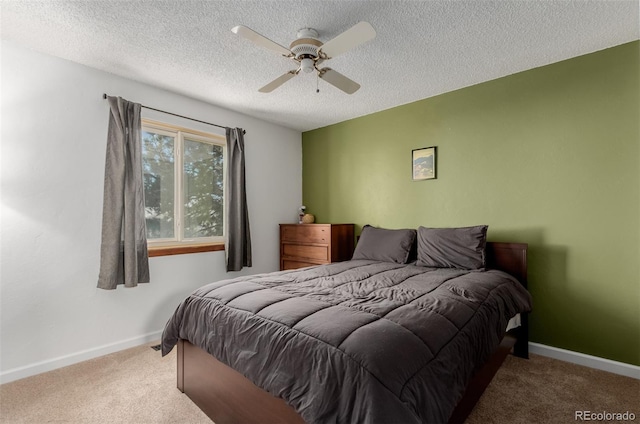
316, 72, 320, 93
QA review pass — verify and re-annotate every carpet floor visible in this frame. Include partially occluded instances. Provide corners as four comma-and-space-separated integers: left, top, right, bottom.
1, 342, 637, 423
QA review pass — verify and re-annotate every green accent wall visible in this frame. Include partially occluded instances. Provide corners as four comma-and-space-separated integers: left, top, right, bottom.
302, 41, 640, 366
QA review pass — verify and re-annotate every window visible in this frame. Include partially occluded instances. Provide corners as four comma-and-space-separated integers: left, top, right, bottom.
141, 119, 225, 256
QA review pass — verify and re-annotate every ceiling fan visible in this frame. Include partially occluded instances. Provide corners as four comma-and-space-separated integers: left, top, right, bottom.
231, 22, 376, 94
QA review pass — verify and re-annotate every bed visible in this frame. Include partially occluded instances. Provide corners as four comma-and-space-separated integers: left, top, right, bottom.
162, 225, 532, 424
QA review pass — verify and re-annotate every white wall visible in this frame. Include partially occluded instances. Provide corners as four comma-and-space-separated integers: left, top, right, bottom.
0, 41, 302, 383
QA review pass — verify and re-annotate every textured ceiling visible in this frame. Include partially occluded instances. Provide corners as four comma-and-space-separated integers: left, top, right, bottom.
1, 1, 638, 132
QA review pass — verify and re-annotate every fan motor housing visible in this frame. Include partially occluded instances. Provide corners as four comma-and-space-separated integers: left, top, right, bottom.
290, 37, 322, 59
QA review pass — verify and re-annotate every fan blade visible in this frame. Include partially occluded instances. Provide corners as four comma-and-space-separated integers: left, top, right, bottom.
259, 70, 298, 93
231, 25, 291, 57
318, 21, 376, 59
318, 68, 361, 94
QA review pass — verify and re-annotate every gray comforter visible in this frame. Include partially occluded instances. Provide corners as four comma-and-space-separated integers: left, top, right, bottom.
162, 260, 532, 424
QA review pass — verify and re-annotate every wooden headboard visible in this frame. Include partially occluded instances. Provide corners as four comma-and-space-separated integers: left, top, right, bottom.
485, 242, 528, 288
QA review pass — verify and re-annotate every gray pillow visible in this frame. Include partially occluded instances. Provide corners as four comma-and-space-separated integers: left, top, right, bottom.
416, 225, 488, 270
352, 225, 416, 264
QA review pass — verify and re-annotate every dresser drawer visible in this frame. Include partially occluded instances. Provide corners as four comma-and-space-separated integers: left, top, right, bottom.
282, 244, 329, 261
281, 225, 329, 244
281, 259, 319, 270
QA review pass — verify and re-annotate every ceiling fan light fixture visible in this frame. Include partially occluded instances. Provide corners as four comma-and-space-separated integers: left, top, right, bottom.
300, 58, 315, 73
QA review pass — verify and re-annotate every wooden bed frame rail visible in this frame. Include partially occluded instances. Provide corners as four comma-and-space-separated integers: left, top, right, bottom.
176, 241, 529, 424
485, 242, 529, 359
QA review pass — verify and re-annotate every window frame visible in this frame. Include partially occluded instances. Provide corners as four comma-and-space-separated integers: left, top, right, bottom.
141, 119, 226, 256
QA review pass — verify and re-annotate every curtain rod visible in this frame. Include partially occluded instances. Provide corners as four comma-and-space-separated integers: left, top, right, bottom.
102, 93, 245, 134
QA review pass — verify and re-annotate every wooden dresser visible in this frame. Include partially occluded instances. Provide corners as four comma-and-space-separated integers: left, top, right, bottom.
280, 224, 355, 270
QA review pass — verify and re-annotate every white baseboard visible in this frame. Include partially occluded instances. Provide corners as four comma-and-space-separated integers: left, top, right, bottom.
3, 335, 637, 385
0, 330, 163, 385
529, 342, 640, 380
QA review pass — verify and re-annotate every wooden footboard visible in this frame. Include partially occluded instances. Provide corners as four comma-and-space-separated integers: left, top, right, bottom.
178, 334, 519, 424
178, 339, 304, 424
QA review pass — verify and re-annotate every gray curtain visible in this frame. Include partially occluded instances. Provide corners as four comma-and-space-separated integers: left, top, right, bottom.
225, 127, 252, 271
97, 96, 150, 289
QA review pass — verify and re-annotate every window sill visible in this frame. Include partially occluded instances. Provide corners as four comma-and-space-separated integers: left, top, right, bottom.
148, 243, 225, 257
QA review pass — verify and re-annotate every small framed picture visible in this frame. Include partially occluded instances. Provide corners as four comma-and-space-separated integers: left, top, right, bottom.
412, 146, 437, 181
